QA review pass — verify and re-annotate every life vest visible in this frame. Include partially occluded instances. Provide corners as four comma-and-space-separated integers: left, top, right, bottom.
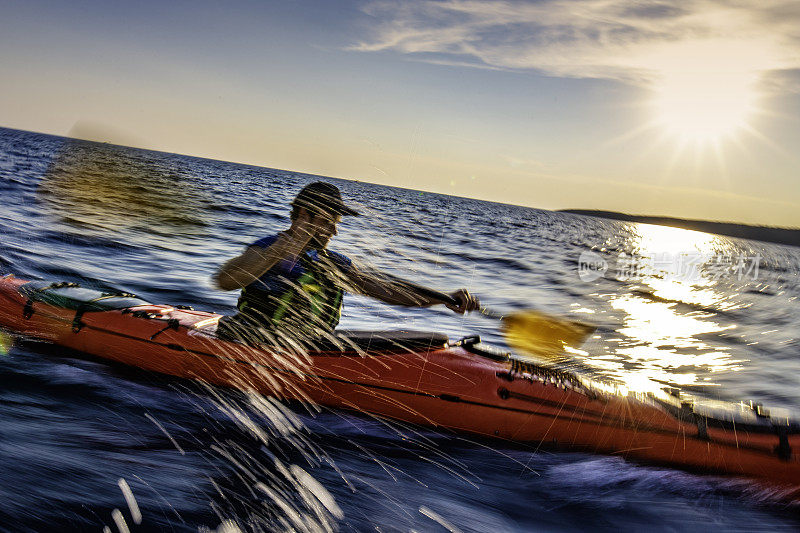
236, 251, 344, 335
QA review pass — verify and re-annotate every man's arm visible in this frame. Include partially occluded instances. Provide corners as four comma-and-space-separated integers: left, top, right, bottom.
214, 229, 315, 291
214, 207, 332, 290
344, 264, 479, 314
213, 244, 283, 291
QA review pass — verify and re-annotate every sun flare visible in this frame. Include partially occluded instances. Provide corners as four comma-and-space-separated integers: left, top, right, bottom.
652, 71, 756, 141
645, 41, 766, 142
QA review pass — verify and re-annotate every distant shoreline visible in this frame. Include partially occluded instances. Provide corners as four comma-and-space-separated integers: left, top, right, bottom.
559, 210, 800, 248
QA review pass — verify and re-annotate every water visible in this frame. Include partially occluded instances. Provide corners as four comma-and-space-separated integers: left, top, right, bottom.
1, 126, 799, 531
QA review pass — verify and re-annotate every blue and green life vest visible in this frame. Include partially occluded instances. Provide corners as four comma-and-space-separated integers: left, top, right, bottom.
235, 234, 351, 335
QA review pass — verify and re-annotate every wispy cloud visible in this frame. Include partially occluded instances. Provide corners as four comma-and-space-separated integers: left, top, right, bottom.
352, 0, 800, 87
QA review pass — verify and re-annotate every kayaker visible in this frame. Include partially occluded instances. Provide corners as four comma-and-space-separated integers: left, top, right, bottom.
213, 181, 479, 345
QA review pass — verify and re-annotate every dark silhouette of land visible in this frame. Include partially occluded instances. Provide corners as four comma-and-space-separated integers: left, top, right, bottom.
559, 210, 800, 248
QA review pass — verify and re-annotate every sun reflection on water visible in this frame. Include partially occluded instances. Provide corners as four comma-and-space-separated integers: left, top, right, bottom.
590, 223, 747, 395
608, 292, 742, 391
629, 223, 718, 257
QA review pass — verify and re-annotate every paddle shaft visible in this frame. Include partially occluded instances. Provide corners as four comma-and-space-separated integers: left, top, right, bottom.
402, 279, 596, 358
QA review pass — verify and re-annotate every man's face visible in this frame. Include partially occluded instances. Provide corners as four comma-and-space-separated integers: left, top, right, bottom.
308, 211, 341, 250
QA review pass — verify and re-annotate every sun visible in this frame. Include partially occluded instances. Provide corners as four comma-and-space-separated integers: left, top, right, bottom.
652, 71, 755, 141
645, 41, 764, 142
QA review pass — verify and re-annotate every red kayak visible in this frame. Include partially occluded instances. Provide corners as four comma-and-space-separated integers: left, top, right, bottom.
2, 274, 799, 500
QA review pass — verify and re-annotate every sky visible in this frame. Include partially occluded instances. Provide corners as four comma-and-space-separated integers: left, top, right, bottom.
2, 0, 800, 227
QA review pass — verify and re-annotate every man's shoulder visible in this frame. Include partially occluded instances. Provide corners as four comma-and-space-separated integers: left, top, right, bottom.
250, 234, 280, 248
324, 249, 352, 269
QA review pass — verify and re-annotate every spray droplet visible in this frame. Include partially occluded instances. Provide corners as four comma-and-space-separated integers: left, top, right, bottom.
118, 478, 142, 525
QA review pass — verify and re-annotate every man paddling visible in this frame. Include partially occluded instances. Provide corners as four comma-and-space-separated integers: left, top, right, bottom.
213, 181, 479, 345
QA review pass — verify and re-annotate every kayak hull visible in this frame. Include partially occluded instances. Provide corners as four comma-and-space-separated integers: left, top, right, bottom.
2, 275, 800, 499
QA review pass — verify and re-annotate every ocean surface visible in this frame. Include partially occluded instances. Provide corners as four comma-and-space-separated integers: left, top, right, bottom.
1, 126, 799, 532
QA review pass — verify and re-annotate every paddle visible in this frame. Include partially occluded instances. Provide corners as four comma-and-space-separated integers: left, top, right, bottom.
409, 284, 596, 363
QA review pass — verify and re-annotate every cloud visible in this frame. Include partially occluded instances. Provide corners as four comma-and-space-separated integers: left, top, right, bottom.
352, 0, 800, 87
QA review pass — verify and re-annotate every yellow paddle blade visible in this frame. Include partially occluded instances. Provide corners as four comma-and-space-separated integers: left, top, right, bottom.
501, 311, 595, 362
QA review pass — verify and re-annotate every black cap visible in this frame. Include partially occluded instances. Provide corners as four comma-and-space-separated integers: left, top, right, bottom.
291, 182, 360, 217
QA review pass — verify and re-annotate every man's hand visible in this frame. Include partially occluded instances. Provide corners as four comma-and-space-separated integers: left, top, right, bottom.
290, 209, 340, 251
445, 289, 480, 314
214, 209, 321, 291
286, 209, 318, 242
